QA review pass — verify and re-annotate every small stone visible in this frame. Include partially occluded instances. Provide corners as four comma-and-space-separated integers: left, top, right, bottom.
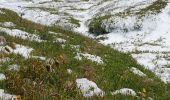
0, 36, 6, 46
4, 46, 13, 54
67, 69, 73, 74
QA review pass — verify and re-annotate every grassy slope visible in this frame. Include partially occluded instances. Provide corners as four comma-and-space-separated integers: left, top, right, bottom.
0, 8, 170, 99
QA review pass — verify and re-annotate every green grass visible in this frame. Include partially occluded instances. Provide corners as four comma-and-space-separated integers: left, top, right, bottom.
136, 0, 168, 17
89, 15, 111, 35
0, 8, 170, 99
69, 17, 80, 27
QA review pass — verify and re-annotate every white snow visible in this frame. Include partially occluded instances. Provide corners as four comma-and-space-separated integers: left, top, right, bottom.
130, 67, 147, 77
13, 44, 33, 59
67, 69, 73, 74
0, 22, 16, 27
0, 27, 44, 42
55, 38, 66, 44
1, 43, 33, 59
99, 2, 170, 83
75, 52, 104, 65
0, 43, 36, 59
31, 0, 52, 4
0, 46, 13, 54
0, 89, 16, 100
70, 45, 80, 52
111, 88, 137, 96
0, 10, 5, 14
31, 56, 46, 60
8, 64, 20, 71
0, 73, 6, 80
48, 31, 63, 36
0, 57, 11, 63
76, 78, 104, 97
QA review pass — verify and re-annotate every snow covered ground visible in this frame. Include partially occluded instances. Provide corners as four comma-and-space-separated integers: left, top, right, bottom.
0, 26, 44, 42
99, 1, 170, 83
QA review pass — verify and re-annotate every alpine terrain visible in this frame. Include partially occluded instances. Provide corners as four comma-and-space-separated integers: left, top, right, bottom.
0, 0, 170, 99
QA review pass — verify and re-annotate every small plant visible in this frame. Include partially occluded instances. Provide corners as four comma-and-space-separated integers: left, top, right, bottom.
4, 54, 81, 99
89, 18, 108, 35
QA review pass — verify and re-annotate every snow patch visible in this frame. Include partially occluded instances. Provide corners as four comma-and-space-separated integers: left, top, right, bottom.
31, 56, 46, 60
0, 57, 11, 63
8, 64, 20, 71
55, 38, 66, 44
0, 89, 16, 100
0, 10, 5, 14
76, 78, 104, 97
70, 45, 80, 52
0, 27, 44, 42
130, 67, 147, 77
67, 69, 73, 74
75, 52, 104, 65
99, 2, 170, 83
31, 0, 52, 4
49, 31, 63, 36
0, 22, 16, 27
112, 88, 137, 96
13, 44, 33, 59
0, 46, 13, 54
0, 73, 6, 80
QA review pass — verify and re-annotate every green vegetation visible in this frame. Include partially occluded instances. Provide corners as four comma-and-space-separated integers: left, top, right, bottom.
69, 17, 80, 27
136, 0, 168, 17
89, 15, 111, 35
0, 8, 170, 100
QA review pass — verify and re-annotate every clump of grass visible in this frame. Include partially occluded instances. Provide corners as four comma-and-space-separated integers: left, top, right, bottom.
5, 58, 80, 100
81, 66, 96, 80
69, 17, 80, 27
136, 0, 168, 17
89, 15, 111, 35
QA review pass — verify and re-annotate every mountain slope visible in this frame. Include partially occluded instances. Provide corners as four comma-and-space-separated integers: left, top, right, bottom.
0, 0, 170, 99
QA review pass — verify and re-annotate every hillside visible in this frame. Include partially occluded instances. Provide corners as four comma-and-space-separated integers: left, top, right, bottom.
0, 0, 170, 99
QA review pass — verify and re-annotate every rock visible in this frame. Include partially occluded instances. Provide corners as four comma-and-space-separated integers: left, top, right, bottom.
76, 78, 104, 97
0, 36, 6, 46
0, 45, 13, 58
3, 46, 13, 54
112, 88, 137, 96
